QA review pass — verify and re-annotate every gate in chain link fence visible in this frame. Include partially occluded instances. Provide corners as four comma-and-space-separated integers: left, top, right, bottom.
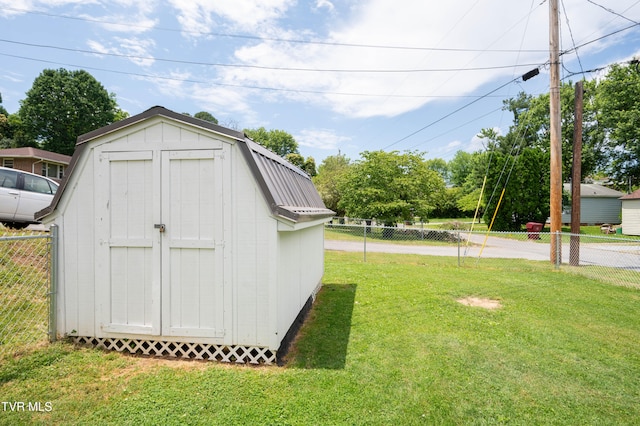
0, 226, 57, 359
325, 220, 640, 289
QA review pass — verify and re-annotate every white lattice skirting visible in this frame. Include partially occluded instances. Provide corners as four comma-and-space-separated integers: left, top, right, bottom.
73, 336, 276, 365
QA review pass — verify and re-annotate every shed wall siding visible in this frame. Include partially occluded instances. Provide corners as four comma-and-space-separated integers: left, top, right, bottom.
55, 150, 96, 337
232, 145, 279, 348
276, 225, 324, 342
622, 200, 640, 235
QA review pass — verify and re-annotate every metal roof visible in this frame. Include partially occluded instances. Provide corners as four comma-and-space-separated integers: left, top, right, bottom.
37, 106, 334, 223
238, 138, 332, 222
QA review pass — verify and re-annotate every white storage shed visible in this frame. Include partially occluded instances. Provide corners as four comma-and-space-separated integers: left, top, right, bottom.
620, 189, 640, 236
37, 106, 334, 364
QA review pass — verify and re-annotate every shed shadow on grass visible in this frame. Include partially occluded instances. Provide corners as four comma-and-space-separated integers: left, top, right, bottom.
285, 283, 357, 370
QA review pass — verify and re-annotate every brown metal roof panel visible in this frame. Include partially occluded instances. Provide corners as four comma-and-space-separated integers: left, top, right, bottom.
238, 138, 334, 222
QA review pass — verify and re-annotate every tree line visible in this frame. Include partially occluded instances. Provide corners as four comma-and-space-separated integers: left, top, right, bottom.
1, 63, 638, 231
313, 61, 639, 231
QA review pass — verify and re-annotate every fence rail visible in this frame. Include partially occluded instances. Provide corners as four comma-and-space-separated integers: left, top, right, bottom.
0, 229, 54, 359
325, 222, 640, 288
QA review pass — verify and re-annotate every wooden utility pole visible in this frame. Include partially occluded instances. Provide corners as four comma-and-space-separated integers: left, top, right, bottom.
570, 81, 583, 266
549, 0, 562, 264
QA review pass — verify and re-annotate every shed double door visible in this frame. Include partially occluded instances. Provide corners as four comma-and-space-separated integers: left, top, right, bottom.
97, 149, 225, 338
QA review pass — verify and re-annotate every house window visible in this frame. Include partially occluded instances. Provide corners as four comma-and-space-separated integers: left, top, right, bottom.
2, 158, 14, 168
42, 162, 65, 179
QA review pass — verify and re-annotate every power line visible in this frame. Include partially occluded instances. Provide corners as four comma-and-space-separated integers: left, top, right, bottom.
561, 0, 586, 77
0, 38, 542, 74
381, 73, 535, 150
0, 6, 549, 54
0, 51, 510, 99
560, 21, 640, 56
586, 0, 640, 25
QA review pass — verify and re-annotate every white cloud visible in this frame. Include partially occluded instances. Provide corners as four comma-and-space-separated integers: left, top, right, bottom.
295, 128, 351, 150
166, 0, 295, 33
314, 0, 334, 13
213, 0, 640, 119
87, 37, 156, 67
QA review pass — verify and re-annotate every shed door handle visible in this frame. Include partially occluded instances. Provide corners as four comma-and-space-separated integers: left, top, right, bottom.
154, 224, 166, 233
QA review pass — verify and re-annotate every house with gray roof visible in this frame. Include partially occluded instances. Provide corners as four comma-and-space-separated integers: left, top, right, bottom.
562, 183, 624, 225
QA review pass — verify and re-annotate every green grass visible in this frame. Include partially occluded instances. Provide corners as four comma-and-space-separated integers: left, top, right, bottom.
1, 252, 639, 424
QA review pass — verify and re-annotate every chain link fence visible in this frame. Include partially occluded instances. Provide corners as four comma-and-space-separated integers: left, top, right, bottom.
0, 227, 56, 359
325, 219, 640, 289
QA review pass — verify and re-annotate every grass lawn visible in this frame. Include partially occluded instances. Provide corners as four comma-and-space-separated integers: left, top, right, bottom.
1, 251, 639, 424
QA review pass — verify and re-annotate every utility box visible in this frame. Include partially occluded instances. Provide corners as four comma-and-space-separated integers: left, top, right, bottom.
526, 222, 544, 239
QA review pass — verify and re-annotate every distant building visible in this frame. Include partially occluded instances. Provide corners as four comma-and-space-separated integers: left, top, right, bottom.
562, 183, 624, 225
620, 189, 640, 236
0, 147, 71, 182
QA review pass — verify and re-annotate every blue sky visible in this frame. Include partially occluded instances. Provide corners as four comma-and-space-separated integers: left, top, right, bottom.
1, 0, 639, 165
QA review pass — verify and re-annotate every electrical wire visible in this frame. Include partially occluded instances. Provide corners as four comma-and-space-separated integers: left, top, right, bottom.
0, 51, 511, 99
560, 0, 586, 78
0, 38, 543, 74
586, 0, 640, 25
380, 68, 547, 151
0, 6, 549, 54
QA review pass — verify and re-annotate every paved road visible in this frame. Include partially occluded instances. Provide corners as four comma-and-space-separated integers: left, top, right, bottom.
325, 235, 550, 260
325, 233, 640, 271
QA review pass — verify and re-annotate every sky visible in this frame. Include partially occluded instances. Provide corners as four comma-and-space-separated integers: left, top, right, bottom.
1, 0, 639, 166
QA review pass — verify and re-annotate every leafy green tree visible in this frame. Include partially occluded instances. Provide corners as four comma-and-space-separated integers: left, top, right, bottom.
483, 147, 550, 231
313, 154, 351, 216
596, 61, 640, 189
448, 150, 473, 187
338, 150, 445, 225
0, 92, 7, 116
193, 111, 218, 124
426, 158, 449, 184
502, 83, 603, 181
284, 153, 317, 177
303, 156, 317, 177
244, 127, 298, 157
19, 68, 118, 155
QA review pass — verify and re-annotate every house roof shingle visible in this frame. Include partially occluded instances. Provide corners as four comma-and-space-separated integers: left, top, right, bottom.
0, 147, 71, 164
620, 188, 640, 200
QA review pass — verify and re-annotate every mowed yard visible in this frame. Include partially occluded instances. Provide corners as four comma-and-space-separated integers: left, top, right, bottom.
1, 251, 639, 425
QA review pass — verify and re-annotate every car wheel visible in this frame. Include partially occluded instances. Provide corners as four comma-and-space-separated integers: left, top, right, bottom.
4, 222, 30, 230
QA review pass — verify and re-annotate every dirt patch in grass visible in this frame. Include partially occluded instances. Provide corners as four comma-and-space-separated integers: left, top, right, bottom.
457, 297, 502, 309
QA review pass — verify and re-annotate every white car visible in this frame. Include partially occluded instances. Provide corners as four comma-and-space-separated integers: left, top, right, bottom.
0, 166, 59, 229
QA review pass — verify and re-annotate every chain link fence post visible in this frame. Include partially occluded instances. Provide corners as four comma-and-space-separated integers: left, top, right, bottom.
49, 225, 58, 343
555, 231, 561, 270
363, 220, 367, 263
